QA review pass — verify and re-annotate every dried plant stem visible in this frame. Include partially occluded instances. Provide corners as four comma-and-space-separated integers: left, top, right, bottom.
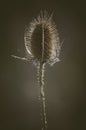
37, 62, 47, 130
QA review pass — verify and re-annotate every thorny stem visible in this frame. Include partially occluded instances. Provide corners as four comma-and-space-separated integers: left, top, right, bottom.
37, 62, 47, 130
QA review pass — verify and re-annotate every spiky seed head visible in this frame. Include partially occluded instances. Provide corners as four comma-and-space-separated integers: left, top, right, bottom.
24, 11, 60, 65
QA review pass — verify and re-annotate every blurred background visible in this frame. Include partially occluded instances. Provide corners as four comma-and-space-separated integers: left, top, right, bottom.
0, 0, 86, 130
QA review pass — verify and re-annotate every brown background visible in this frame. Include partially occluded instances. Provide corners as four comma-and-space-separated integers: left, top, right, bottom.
0, 0, 86, 130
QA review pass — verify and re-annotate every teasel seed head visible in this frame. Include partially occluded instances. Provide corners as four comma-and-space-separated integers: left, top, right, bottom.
24, 11, 61, 66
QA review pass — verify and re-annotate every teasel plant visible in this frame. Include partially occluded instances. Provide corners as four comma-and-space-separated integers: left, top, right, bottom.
12, 11, 62, 130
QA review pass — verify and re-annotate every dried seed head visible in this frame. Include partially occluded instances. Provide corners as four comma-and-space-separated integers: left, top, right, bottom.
24, 11, 60, 65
